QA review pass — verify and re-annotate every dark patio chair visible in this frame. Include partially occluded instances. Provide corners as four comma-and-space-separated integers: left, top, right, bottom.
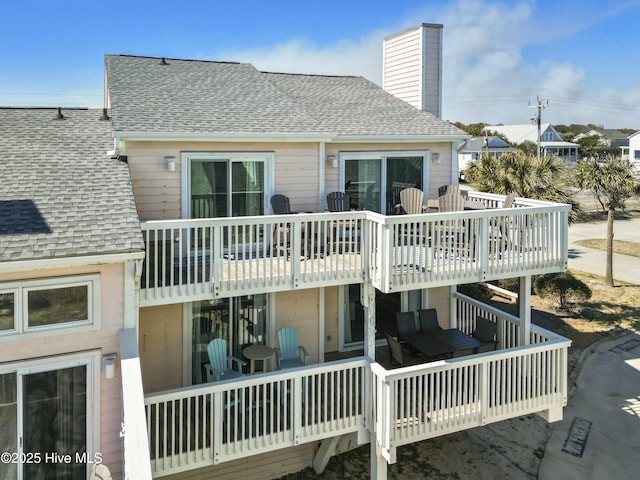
326, 191, 350, 212
472, 316, 499, 353
386, 334, 423, 367
395, 311, 418, 341
417, 308, 441, 333
270, 194, 292, 214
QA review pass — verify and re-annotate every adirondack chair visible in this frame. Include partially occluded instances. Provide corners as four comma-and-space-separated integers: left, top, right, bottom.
270, 194, 293, 214
326, 191, 350, 212
326, 191, 358, 252
204, 338, 246, 382
270, 194, 293, 258
275, 327, 309, 369
438, 191, 465, 212
398, 187, 426, 215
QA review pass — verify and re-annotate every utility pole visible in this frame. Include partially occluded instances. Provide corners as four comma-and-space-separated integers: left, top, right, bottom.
529, 95, 549, 160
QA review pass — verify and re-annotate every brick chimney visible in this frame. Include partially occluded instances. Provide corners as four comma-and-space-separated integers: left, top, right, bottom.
383, 23, 443, 118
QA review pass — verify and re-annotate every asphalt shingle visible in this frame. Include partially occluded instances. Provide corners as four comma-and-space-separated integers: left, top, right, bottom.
105, 54, 467, 138
0, 108, 144, 262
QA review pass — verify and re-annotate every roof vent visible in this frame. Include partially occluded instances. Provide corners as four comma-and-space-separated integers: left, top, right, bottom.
160, 57, 168, 65
54, 107, 65, 120
100, 108, 110, 121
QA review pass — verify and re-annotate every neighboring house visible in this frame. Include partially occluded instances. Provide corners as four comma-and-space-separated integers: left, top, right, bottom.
573, 128, 629, 150
626, 131, 640, 173
485, 123, 579, 162
457, 136, 516, 179
0, 24, 572, 480
0, 107, 145, 479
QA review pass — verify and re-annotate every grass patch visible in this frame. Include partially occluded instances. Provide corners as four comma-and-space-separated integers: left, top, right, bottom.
575, 239, 640, 257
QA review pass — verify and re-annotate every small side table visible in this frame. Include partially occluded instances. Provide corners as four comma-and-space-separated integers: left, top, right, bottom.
243, 344, 275, 374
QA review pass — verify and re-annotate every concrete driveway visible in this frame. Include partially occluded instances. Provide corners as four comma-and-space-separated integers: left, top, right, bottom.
567, 217, 640, 284
539, 331, 640, 479
539, 218, 640, 479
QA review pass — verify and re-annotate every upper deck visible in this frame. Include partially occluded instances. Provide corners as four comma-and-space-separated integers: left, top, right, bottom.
139, 192, 570, 306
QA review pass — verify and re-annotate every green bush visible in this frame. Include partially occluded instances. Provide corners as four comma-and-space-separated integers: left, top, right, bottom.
533, 272, 592, 309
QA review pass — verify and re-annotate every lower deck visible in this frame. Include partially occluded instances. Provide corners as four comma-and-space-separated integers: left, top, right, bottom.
130, 292, 570, 478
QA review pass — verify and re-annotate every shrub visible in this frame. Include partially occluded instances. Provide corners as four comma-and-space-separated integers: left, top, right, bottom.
533, 272, 592, 309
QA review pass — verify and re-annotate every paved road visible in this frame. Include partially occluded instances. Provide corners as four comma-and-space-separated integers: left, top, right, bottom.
567, 217, 640, 284
539, 218, 640, 479
539, 331, 640, 479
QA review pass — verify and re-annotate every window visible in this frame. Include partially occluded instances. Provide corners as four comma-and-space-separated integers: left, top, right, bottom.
190, 294, 267, 384
0, 352, 99, 480
0, 275, 99, 338
341, 151, 429, 214
634, 150, 640, 159
182, 152, 274, 219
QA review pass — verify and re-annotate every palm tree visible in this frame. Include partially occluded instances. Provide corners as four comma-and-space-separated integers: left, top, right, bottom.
574, 155, 640, 286
465, 151, 577, 219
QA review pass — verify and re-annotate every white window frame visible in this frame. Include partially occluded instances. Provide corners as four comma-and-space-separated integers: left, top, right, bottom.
339, 150, 431, 213
0, 274, 100, 340
180, 152, 275, 219
0, 350, 100, 480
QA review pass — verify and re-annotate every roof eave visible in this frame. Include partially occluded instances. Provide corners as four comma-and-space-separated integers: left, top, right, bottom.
114, 131, 470, 144
0, 250, 146, 274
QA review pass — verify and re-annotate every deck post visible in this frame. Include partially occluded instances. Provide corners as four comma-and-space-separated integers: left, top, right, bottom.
518, 276, 531, 346
361, 283, 377, 361
362, 282, 387, 478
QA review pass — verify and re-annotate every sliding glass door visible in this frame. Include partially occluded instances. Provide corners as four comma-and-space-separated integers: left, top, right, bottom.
191, 294, 268, 384
342, 152, 428, 214
189, 158, 266, 219
0, 355, 94, 480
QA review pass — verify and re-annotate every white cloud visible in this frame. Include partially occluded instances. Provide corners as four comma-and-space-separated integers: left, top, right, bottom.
214, 30, 387, 83
214, 0, 640, 128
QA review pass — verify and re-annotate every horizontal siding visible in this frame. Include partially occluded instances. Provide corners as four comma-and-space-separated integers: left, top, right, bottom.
0, 263, 128, 478
139, 303, 184, 392
275, 289, 320, 364
126, 141, 321, 219
383, 26, 423, 109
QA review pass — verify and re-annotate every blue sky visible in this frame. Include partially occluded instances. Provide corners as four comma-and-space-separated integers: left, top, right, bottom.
2, 0, 640, 128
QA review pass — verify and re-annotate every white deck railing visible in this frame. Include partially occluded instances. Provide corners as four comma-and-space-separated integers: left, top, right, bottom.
139, 194, 570, 305
371, 325, 569, 463
144, 359, 370, 477
140, 293, 570, 477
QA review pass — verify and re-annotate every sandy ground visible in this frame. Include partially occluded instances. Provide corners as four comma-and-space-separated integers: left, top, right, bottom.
280, 414, 552, 480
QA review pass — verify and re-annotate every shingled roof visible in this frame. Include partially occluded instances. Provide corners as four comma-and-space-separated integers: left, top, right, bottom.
0, 108, 144, 263
105, 54, 467, 138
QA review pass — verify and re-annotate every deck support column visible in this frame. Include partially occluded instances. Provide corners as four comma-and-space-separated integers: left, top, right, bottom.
518, 276, 531, 346
362, 283, 387, 479
362, 283, 377, 361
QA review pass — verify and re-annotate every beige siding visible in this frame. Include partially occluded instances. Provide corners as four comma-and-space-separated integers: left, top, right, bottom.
139, 304, 183, 392
383, 26, 423, 109
0, 263, 127, 478
163, 443, 315, 480
125, 141, 321, 220
126, 140, 455, 221
275, 288, 320, 364
428, 286, 451, 329
324, 286, 340, 352
383, 24, 442, 117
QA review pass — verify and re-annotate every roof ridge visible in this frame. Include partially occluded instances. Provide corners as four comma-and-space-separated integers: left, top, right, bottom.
106, 53, 242, 65
260, 70, 360, 79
